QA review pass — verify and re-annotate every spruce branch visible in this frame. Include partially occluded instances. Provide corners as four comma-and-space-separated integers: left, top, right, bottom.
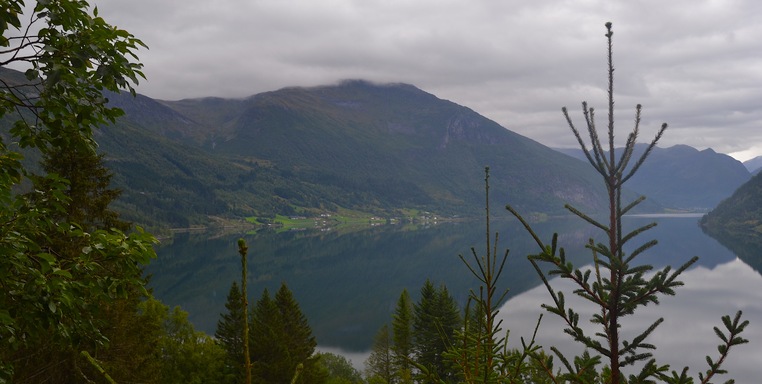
620, 222, 657, 248
620, 195, 646, 215
584, 104, 610, 173
698, 311, 749, 384
621, 122, 668, 185
630, 359, 670, 384
564, 204, 609, 232
624, 239, 658, 264
619, 317, 663, 366
505, 204, 547, 251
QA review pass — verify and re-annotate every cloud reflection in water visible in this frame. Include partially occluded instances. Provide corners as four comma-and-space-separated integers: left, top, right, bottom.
498, 258, 762, 382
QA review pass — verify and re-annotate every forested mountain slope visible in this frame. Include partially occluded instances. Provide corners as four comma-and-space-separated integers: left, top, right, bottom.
701, 172, 762, 271
701, 172, 762, 238
96, 80, 623, 228
3, 68, 659, 229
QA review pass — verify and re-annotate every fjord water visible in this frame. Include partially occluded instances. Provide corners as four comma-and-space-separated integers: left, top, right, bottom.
148, 214, 761, 380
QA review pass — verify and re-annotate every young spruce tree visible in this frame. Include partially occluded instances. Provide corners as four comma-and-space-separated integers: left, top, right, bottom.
392, 289, 414, 383
249, 283, 326, 384
444, 168, 547, 384
365, 324, 395, 384
506, 22, 748, 383
412, 280, 461, 383
216, 281, 246, 383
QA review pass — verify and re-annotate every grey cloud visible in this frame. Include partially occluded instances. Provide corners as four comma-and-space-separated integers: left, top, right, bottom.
96, 0, 762, 160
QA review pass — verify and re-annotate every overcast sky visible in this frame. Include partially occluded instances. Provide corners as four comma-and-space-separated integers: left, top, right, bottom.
94, 0, 762, 161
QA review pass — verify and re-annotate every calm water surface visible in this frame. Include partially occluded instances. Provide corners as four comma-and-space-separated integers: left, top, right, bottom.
148, 215, 762, 381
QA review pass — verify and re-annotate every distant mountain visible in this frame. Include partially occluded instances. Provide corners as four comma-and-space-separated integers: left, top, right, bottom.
102, 80, 625, 228
555, 144, 751, 210
744, 155, 762, 175
3, 67, 665, 229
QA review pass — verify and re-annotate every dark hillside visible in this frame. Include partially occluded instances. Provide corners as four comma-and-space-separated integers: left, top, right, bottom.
202, 80, 611, 215
701, 171, 762, 238
701, 172, 762, 271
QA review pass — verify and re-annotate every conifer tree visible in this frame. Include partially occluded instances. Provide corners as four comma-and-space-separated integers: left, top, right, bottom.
250, 288, 285, 384
274, 283, 324, 383
37, 147, 129, 233
249, 283, 326, 384
444, 167, 548, 383
391, 289, 414, 383
506, 22, 749, 383
412, 280, 461, 383
365, 324, 395, 384
216, 281, 246, 383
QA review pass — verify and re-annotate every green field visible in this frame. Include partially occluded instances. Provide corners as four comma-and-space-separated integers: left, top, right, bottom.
246, 207, 454, 233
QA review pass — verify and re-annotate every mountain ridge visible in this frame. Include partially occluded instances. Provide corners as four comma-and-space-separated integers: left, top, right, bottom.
2, 69, 677, 229
101, 79, 618, 228
554, 144, 750, 210
744, 155, 762, 175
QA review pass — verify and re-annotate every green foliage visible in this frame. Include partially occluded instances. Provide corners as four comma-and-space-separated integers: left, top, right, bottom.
35, 147, 129, 232
216, 281, 247, 383
506, 22, 748, 383
317, 352, 363, 384
0, 200, 157, 381
250, 288, 285, 383
412, 280, 462, 383
443, 167, 550, 384
5, 121, 151, 382
365, 323, 395, 384
392, 289, 414, 383
365, 278, 468, 384
90, 290, 165, 382
0, 1, 145, 150
0, 0, 156, 380
140, 297, 226, 384
249, 283, 326, 384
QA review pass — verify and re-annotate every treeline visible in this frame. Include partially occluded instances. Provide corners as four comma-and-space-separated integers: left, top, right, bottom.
210, 278, 488, 384
214, 281, 365, 384
364, 283, 461, 383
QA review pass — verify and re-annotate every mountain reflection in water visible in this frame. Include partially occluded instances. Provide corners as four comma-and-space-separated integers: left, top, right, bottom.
148, 215, 761, 381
